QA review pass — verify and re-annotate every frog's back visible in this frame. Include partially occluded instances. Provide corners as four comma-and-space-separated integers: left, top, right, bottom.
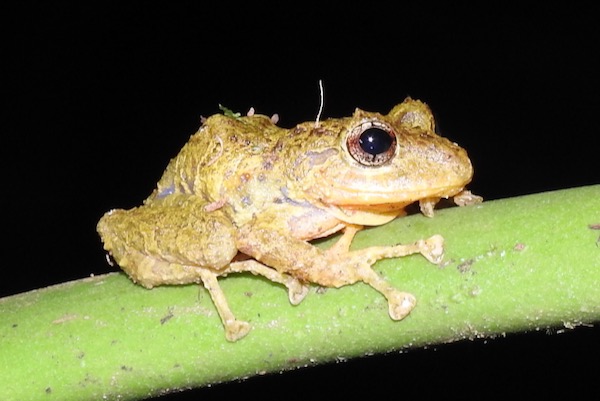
147, 113, 284, 206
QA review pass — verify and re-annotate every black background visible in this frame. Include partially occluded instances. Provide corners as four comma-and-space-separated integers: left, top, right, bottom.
3, 3, 599, 400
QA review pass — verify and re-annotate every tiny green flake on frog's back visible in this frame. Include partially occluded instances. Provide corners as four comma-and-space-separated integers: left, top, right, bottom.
218, 104, 241, 118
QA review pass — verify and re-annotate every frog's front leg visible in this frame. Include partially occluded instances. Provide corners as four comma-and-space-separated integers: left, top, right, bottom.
237, 223, 444, 320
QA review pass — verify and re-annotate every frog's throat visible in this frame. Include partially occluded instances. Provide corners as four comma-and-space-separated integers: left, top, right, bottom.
325, 205, 403, 226
320, 184, 469, 226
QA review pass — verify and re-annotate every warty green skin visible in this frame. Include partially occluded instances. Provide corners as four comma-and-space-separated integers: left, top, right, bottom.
96, 98, 477, 341
147, 98, 474, 233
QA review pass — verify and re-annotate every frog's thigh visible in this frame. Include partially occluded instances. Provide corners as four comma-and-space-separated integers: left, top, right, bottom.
225, 260, 309, 305
100, 204, 251, 341
98, 203, 238, 287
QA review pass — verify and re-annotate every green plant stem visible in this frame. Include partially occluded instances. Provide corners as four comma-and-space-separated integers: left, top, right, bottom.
1, 185, 599, 400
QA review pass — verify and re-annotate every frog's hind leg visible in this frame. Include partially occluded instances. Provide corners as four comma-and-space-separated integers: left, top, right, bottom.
337, 234, 445, 320
237, 222, 445, 322
198, 268, 251, 342
200, 259, 309, 341
97, 196, 252, 341
225, 260, 310, 305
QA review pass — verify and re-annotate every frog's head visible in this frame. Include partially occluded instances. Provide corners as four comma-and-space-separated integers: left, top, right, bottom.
293, 98, 475, 226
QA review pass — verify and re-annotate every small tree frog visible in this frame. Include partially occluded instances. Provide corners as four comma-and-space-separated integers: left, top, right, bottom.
97, 98, 481, 341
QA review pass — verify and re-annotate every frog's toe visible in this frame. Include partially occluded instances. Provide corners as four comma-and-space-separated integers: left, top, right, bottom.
224, 320, 251, 342
387, 291, 416, 320
420, 234, 445, 264
288, 280, 309, 305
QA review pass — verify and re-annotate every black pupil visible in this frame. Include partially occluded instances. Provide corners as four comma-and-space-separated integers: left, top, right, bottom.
358, 128, 393, 155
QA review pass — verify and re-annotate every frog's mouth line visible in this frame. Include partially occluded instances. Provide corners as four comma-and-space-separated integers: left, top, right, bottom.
334, 201, 413, 213
321, 185, 467, 207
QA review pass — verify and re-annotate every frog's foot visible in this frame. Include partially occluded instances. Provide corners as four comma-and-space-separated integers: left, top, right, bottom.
415, 234, 445, 264
287, 279, 309, 305
226, 259, 309, 305
352, 267, 418, 321
347, 234, 444, 267
198, 269, 251, 342
385, 290, 417, 320
224, 319, 251, 342
453, 189, 483, 207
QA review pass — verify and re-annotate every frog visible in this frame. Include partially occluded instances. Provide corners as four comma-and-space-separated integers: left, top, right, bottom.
97, 97, 481, 342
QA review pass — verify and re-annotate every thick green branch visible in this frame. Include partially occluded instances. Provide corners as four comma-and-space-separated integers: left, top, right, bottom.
1, 185, 599, 400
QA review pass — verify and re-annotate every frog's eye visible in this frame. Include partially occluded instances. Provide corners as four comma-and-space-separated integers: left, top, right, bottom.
346, 121, 397, 166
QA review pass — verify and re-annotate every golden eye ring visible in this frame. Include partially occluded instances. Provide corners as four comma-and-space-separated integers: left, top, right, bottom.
346, 120, 397, 166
